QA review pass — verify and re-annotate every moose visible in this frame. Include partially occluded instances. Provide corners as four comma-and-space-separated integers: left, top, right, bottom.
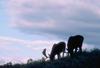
42, 42, 66, 61
67, 35, 84, 56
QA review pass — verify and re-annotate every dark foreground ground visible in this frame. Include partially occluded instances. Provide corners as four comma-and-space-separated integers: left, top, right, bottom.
0, 49, 100, 68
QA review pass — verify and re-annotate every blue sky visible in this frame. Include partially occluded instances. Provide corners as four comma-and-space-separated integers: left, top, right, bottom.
0, 0, 100, 64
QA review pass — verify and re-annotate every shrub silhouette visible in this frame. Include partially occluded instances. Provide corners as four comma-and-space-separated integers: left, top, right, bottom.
27, 58, 33, 64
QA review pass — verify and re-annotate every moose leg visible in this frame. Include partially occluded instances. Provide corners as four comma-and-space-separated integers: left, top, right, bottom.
67, 52, 70, 56
79, 47, 82, 52
62, 51, 65, 57
57, 54, 60, 59
75, 48, 77, 53
62, 51, 66, 57
70, 49, 74, 56
70, 52, 73, 56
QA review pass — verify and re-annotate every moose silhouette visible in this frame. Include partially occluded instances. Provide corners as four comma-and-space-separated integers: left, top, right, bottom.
49, 42, 66, 60
67, 35, 84, 56
42, 42, 66, 61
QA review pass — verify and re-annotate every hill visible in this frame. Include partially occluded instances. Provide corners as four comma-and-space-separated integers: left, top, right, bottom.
0, 49, 100, 68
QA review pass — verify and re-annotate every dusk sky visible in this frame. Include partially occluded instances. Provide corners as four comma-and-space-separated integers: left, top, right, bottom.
0, 0, 100, 64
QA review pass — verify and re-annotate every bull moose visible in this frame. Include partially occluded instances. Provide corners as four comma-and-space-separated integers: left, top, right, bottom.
42, 42, 66, 61
67, 35, 84, 56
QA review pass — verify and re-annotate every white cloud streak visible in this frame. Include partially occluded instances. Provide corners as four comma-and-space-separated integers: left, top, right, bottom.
0, 36, 54, 50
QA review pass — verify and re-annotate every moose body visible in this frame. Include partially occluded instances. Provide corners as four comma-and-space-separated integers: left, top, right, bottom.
67, 35, 84, 56
50, 42, 66, 60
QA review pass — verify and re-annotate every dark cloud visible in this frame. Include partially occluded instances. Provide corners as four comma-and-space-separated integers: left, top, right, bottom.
8, 0, 100, 47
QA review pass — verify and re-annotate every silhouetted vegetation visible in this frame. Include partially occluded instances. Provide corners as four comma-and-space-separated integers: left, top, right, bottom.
0, 48, 100, 68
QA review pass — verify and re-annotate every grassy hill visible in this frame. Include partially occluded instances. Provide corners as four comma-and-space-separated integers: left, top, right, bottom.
0, 49, 100, 68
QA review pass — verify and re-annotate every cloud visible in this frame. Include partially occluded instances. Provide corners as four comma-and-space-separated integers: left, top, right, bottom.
0, 36, 55, 50
4, 0, 100, 46
0, 36, 98, 64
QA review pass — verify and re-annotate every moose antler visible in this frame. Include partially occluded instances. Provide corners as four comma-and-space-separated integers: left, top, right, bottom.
42, 48, 48, 58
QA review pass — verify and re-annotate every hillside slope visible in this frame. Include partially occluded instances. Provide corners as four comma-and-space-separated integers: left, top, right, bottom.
0, 49, 100, 68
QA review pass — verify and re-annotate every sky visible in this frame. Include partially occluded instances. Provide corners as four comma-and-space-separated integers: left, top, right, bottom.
0, 0, 100, 64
